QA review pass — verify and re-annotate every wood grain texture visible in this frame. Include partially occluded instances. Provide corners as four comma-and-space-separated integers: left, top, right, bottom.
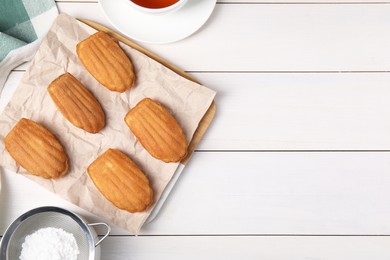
2, 152, 390, 235
194, 72, 390, 150
7, 71, 390, 150
143, 152, 390, 235
0, 72, 21, 112
58, 3, 390, 71
100, 236, 390, 260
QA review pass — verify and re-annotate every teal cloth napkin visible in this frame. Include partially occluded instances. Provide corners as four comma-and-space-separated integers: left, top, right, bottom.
0, 0, 58, 95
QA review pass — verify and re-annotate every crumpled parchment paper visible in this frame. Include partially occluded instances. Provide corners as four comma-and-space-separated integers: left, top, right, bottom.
0, 13, 216, 234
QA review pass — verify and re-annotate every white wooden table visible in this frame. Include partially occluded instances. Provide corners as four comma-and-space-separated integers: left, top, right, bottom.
1, 0, 390, 259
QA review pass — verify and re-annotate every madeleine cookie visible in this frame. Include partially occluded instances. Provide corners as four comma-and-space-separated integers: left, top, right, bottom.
5, 118, 68, 179
48, 73, 105, 133
88, 149, 153, 213
76, 31, 135, 92
124, 98, 188, 163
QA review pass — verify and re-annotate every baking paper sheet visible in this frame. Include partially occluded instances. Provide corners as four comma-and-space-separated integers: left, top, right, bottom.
0, 13, 216, 234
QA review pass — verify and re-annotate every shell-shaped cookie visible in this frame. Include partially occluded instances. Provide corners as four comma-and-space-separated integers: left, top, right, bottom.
87, 149, 153, 213
48, 73, 105, 133
76, 31, 135, 92
4, 118, 69, 179
124, 98, 188, 163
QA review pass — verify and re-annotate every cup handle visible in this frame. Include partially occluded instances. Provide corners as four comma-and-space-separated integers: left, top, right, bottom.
88, 222, 111, 247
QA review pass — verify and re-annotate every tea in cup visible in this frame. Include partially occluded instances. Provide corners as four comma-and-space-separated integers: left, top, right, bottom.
128, 0, 188, 14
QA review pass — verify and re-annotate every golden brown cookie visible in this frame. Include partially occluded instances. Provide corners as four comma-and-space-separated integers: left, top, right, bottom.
48, 73, 105, 133
4, 118, 69, 179
87, 149, 153, 213
76, 31, 135, 92
124, 98, 188, 163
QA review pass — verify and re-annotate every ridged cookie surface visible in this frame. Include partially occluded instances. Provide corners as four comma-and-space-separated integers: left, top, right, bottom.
5, 118, 69, 179
88, 149, 153, 213
48, 73, 105, 133
124, 98, 188, 163
76, 31, 135, 92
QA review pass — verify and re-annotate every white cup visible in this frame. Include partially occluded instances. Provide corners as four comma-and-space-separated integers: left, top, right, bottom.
128, 0, 188, 14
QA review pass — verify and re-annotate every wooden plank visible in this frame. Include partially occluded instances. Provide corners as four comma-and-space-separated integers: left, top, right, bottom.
5, 71, 390, 150
2, 152, 390, 235
99, 236, 390, 260
193, 72, 390, 150
143, 152, 390, 235
0, 72, 23, 113
57, 3, 390, 71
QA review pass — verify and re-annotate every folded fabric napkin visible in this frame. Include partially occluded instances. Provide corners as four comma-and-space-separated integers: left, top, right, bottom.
0, 0, 58, 95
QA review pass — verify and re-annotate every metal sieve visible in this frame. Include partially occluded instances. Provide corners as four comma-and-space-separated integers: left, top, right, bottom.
0, 206, 110, 260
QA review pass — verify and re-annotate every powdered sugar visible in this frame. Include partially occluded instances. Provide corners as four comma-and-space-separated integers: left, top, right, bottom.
19, 227, 80, 260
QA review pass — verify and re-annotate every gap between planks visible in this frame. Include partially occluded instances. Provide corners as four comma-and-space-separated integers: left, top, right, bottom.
99, 234, 390, 237
54, 1, 390, 4
10, 69, 390, 73
2, 234, 390, 238
194, 150, 390, 152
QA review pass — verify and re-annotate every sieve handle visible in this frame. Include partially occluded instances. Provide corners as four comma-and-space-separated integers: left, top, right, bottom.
88, 222, 111, 247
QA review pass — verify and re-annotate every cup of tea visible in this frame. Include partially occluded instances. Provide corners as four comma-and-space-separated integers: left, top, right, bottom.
128, 0, 188, 14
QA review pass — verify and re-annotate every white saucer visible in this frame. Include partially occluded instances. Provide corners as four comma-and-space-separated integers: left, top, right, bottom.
99, 0, 217, 44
